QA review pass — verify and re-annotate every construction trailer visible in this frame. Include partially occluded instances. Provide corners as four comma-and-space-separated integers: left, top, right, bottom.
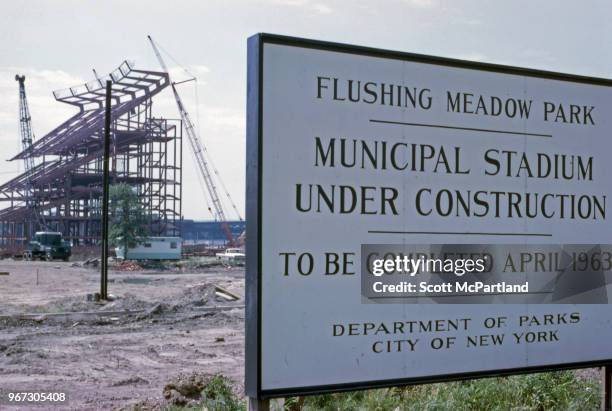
115, 236, 182, 260
0, 61, 183, 251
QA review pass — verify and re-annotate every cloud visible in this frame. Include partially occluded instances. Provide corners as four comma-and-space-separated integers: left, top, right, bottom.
452, 52, 489, 62
263, 0, 333, 14
312, 3, 333, 14
269, 0, 309, 6
400, 0, 438, 9
0, 66, 81, 164
462, 18, 482, 26
200, 107, 245, 133
190, 65, 211, 76
150, 90, 244, 133
0, 67, 84, 91
168, 64, 211, 82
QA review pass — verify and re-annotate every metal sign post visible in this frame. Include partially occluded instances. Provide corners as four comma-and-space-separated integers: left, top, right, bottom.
248, 398, 269, 411
100, 80, 112, 300
603, 366, 612, 411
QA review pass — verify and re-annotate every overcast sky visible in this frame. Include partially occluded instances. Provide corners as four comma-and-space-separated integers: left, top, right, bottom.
1, 0, 611, 220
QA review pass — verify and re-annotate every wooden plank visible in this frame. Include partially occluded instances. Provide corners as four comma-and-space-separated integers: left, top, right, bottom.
215, 285, 242, 301
193, 305, 245, 312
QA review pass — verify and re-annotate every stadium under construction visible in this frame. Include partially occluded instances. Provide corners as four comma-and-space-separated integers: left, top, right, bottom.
0, 37, 244, 255
0, 61, 182, 250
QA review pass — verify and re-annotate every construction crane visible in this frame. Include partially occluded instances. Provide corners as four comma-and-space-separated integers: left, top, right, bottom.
147, 36, 242, 246
15, 75, 45, 234
15, 76, 35, 178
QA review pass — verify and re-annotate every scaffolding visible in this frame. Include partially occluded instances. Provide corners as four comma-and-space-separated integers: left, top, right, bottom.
0, 61, 182, 250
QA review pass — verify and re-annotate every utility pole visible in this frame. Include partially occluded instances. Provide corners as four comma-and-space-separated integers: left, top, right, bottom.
100, 80, 112, 300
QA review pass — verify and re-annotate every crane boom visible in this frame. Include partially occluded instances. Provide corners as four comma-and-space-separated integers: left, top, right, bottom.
147, 36, 236, 244
16, 75, 35, 175
15, 75, 45, 234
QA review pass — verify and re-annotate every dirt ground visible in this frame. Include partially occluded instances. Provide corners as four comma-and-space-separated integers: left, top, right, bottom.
0, 260, 602, 410
0, 259, 245, 410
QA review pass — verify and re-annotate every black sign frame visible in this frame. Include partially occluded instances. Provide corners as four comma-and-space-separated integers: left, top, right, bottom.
245, 32, 612, 400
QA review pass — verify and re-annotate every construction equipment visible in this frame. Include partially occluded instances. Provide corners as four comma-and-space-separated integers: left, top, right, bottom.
15, 76, 35, 175
15, 75, 46, 236
1, 62, 182, 248
23, 231, 71, 261
147, 35, 242, 246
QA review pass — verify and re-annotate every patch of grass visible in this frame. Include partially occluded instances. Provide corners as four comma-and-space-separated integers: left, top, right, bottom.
288, 371, 599, 411
162, 376, 244, 411
167, 371, 599, 411
174, 257, 225, 270
26, 305, 51, 314
200, 376, 245, 411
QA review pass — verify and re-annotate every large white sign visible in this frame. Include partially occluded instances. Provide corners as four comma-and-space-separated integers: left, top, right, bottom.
246, 34, 612, 398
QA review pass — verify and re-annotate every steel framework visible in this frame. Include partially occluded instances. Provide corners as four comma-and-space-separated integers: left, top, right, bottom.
0, 61, 182, 249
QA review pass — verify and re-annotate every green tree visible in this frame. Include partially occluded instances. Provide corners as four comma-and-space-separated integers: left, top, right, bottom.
108, 183, 149, 258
